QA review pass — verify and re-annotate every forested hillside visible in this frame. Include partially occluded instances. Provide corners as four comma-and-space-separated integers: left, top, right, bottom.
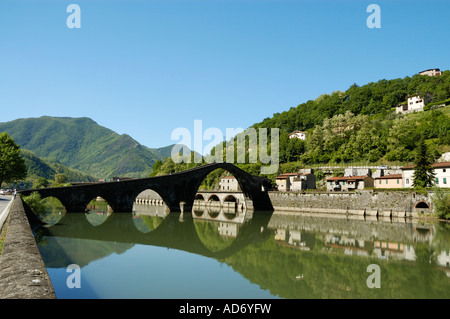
252, 71, 450, 165
20, 149, 97, 186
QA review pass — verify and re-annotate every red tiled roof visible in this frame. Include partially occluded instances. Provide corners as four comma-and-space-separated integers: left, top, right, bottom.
401, 162, 450, 169
222, 176, 236, 179
375, 174, 402, 180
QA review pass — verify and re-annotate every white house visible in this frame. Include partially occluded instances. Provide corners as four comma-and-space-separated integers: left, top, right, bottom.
419, 68, 442, 77
288, 130, 307, 140
396, 93, 433, 114
401, 162, 450, 188
220, 176, 241, 191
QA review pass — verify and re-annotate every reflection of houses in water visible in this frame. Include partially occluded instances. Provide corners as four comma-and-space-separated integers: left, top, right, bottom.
373, 241, 415, 261
324, 234, 370, 257
274, 229, 314, 251
437, 251, 450, 273
218, 222, 238, 238
268, 212, 450, 271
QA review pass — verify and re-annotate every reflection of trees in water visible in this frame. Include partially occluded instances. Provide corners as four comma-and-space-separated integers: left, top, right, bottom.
134, 215, 164, 233
432, 223, 450, 253
193, 219, 238, 253
86, 199, 111, 213
224, 232, 450, 299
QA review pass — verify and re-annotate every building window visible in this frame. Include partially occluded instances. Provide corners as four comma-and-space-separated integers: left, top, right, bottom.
379, 180, 382, 184
406, 179, 409, 184
436, 178, 439, 184
343, 181, 346, 185
444, 178, 447, 185
397, 179, 399, 184
444, 169, 446, 173
386, 180, 388, 184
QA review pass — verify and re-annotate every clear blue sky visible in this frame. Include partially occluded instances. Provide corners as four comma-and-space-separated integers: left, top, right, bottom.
1, 0, 449, 154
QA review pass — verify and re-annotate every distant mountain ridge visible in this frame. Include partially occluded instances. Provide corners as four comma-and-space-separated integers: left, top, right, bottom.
0, 116, 175, 179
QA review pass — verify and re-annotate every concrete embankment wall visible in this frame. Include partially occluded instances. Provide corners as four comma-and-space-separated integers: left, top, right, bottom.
0, 197, 55, 299
268, 190, 432, 218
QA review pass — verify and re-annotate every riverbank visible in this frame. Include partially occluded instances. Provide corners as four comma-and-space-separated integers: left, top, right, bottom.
0, 197, 55, 299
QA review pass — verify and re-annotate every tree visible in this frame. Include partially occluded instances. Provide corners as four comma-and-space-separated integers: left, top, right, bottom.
54, 173, 68, 184
0, 132, 27, 187
412, 137, 435, 188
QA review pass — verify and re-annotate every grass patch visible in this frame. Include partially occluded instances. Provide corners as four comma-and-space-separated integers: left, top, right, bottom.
0, 214, 10, 255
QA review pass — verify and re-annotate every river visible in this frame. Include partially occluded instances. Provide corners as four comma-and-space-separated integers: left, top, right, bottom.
34, 201, 450, 299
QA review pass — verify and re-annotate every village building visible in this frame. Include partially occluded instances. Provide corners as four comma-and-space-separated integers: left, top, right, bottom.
396, 93, 433, 114
276, 173, 316, 191
288, 130, 307, 140
326, 175, 374, 192
374, 174, 403, 189
401, 162, 450, 188
220, 176, 241, 191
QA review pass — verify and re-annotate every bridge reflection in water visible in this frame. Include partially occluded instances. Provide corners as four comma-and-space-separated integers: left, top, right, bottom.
34, 201, 450, 299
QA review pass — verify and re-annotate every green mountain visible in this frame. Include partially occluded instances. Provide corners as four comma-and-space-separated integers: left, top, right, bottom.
0, 116, 170, 179
20, 149, 97, 183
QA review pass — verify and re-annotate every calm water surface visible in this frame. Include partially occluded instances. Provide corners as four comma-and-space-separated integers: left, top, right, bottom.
34, 203, 450, 299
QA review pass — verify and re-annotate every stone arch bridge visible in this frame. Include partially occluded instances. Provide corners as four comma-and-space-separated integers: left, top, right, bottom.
19, 163, 274, 213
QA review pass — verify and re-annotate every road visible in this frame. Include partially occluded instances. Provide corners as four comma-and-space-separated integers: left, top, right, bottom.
0, 195, 13, 230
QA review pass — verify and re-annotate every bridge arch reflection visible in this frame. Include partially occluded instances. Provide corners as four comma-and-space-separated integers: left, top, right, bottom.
34, 198, 273, 261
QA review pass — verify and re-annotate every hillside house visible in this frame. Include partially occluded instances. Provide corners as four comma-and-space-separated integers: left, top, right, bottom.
289, 130, 307, 140
419, 68, 442, 77
396, 93, 433, 114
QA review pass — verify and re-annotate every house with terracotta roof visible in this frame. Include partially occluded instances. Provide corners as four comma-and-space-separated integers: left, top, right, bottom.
401, 162, 450, 188
326, 175, 374, 192
374, 174, 403, 188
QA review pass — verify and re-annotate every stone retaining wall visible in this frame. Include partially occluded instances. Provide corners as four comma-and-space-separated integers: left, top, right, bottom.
0, 197, 55, 299
268, 190, 432, 218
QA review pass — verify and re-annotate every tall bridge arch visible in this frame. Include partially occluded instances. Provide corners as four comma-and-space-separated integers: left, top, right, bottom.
20, 163, 274, 213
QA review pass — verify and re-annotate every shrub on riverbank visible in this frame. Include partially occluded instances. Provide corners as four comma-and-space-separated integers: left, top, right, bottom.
431, 187, 450, 219
22, 192, 46, 217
